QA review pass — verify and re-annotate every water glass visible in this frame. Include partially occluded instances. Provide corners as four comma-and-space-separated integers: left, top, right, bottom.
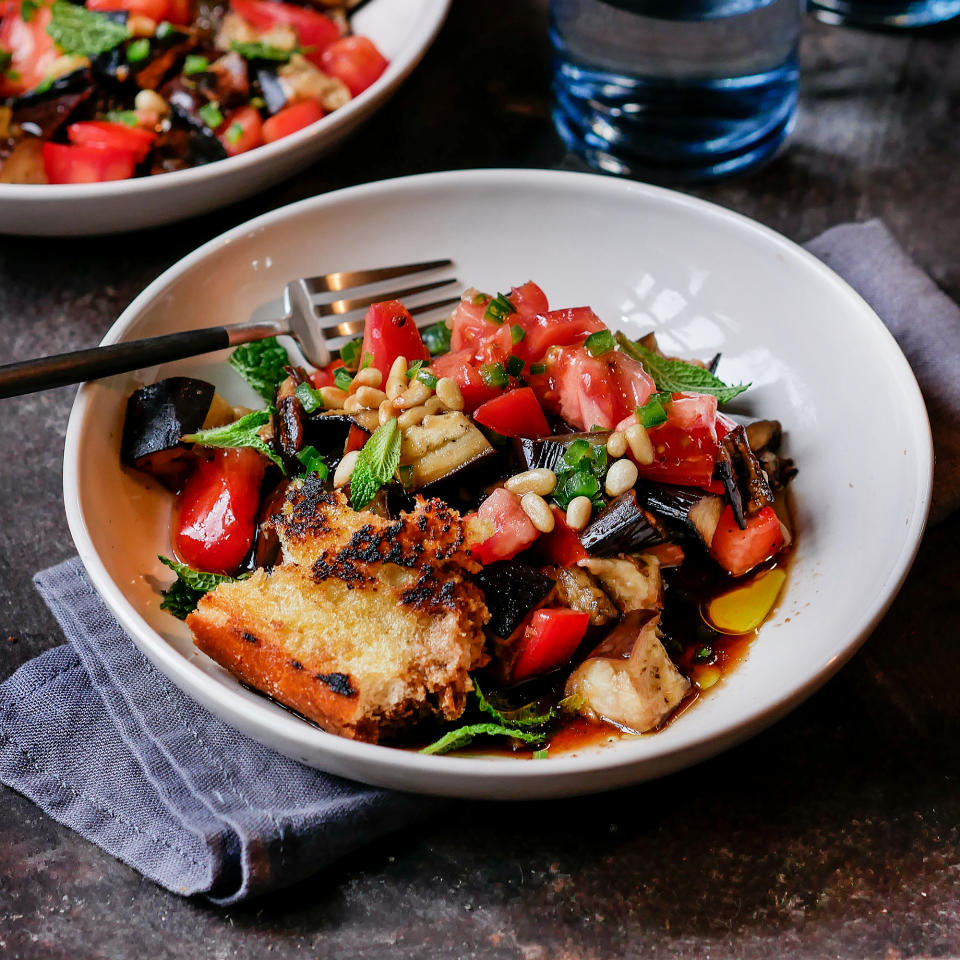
811, 0, 960, 25
550, 0, 805, 184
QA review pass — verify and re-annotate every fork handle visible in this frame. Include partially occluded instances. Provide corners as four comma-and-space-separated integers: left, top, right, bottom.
0, 326, 233, 399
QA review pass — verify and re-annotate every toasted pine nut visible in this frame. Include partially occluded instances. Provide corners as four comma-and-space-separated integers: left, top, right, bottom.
354, 386, 387, 409
134, 88, 168, 115
435, 377, 464, 411
398, 404, 429, 429
388, 355, 407, 381
386, 355, 408, 401
520, 492, 555, 534
424, 396, 444, 415
350, 367, 383, 391
343, 395, 363, 413
605, 457, 639, 497
378, 398, 396, 426
127, 13, 157, 35
333, 449, 359, 489
505, 468, 557, 497
319, 386, 347, 408
625, 423, 654, 465
566, 496, 592, 531
606, 430, 627, 459
395, 379, 431, 409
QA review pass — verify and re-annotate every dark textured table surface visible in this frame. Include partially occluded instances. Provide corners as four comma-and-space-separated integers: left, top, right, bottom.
2, 3, 960, 958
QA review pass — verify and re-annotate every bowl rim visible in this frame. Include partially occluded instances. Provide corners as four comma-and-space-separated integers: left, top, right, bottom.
62, 168, 934, 792
0, 0, 450, 205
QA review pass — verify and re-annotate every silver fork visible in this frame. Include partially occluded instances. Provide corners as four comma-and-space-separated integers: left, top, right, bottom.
0, 259, 459, 399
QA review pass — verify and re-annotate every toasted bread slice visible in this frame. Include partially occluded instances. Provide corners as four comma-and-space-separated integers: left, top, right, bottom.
187, 480, 489, 743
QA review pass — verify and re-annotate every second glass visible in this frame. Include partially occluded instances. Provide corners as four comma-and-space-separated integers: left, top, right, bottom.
550, 0, 805, 184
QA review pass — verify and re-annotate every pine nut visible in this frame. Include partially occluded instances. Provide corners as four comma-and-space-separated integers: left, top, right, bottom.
388, 355, 407, 381
606, 430, 627, 459
343, 395, 363, 414
625, 423, 654, 465
378, 398, 396, 425
605, 458, 639, 497
424, 396, 444, 415
350, 367, 382, 391
505, 468, 557, 497
319, 386, 347, 408
134, 88, 168, 115
520, 492, 555, 534
127, 13, 157, 35
354, 386, 387, 409
436, 377, 464, 411
395, 379, 431, 409
333, 450, 359, 489
398, 404, 429, 429
566, 496, 592, 531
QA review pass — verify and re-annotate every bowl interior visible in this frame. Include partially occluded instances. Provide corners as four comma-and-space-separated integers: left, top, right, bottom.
64, 171, 932, 798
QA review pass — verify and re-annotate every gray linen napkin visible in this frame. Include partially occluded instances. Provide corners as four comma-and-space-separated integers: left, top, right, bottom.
0, 219, 957, 905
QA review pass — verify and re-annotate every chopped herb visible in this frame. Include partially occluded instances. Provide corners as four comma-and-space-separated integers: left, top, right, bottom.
553, 437, 607, 511
333, 366, 354, 393
228, 336, 290, 403
404, 359, 437, 389
421, 320, 452, 356
0, 51, 11, 75
360, 352, 373, 370
471, 291, 490, 305
231, 40, 295, 61
158, 556, 246, 620
249, 95, 266, 109
694, 644, 713, 664
505, 355, 524, 378
405, 359, 424, 379
155, 20, 174, 38
510, 324, 526, 344
20, 0, 38, 22
484, 291, 516, 325
182, 409, 284, 472
224, 121, 244, 145
126, 37, 150, 62
480, 362, 508, 388
47, 0, 130, 56
637, 391, 672, 428
350, 417, 402, 510
105, 109, 139, 127
198, 100, 224, 130
295, 445, 328, 480
473, 679, 557, 728
339, 337, 363, 370
615, 332, 750, 405
584, 329, 615, 357
529, 362, 546, 375
183, 53, 209, 75
31, 74, 54, 94
6, 69, 20, 81
533, 748, 549, 760
294, 381, 324, 413
419, 723, 546, 756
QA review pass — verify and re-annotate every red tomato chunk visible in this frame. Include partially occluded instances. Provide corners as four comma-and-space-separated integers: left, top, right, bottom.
474, 487, 539, 565
67, 122, 156, 163
43, 142, 137, 183
512, 609, 591, 682
472, 388, 550, 439
360, 300, 430, 378
710, 505, 785, 578
262, 100, 324, 143
319, 36, 389, 96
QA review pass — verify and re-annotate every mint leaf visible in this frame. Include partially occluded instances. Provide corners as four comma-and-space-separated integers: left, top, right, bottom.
294, 381, 324, 413
47, 0, 130, 56
473, 679, 556, 728
349, 417, 401, 510
228, 337, 290, 403
182, 409, 284, 472
158, 556, 244, 619
615, 332, 749, 405
419, 723, 546, 756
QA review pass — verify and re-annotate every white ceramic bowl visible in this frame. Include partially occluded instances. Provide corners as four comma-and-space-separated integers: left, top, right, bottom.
0, 0, 449, 236
63, 169, 933, 799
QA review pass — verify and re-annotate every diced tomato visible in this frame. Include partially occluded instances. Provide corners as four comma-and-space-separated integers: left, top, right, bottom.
319, 35, 388, 97
531, 507, 588, 566
509, 281, 550, 317
474, 487, 539, 565
67, 121, 156, 163
518, 306, 605, 364
174, 448, 266, 575
472, 323, 514, 367
309, 358, 344, 389
429, 348, 500, 413
512, 608, 591, 683
710, 505, 785, 578
87, 0, 171, 22
628, 392, 720, 489
42, 142, 137, 184
472, 388, 550, 439
217, 105, 264, 156
345, 424, 369, 454
450, 295, 500, 354
359, 300, 429, 379
261, 99, 323, 143
0, 4, 57, 96
166, 0, 191, 23
610, 350, 656, 414
229, 0, 339, 66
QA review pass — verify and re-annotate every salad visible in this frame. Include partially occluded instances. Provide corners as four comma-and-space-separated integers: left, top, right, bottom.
0, 0, 386, 183
121, 281, 796, 756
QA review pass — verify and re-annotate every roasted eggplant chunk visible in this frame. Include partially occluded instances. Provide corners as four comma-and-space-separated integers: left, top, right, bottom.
121, 377, 216, 488
400, 412, 494, 490
549, 565, 617, 626
513, 431, 611, 474
640, 484, 724, 549
580, 491, 666, 556
475, 561, 555, 639
721, 424, 774, 520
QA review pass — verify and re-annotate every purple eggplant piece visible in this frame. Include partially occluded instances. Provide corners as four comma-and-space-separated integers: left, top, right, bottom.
474, 561, 555, 639
580, 490, 666, 557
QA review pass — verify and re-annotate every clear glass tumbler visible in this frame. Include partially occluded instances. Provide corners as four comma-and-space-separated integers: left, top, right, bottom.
550, 0, 806, 184
811, 0, 960, 26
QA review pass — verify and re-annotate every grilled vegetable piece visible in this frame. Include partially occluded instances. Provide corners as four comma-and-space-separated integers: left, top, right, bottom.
513, 431, 610, 474
274, 370, 308, 470
474, 561, 555, 639
721, 423, 775, 519
399, 412, 494, 490
745, 419, 782, 453
579, 491, 666, 556
565, 611, 691, 734
511, 608, 590, 683
639, 483, 725, 549
549, 565, 617, 626
121, 377, 217, 488
579, 554, 663, 613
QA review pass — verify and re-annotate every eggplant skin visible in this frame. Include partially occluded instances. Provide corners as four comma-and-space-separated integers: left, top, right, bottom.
580, 491, 666, 557
474, 561, 555, 639
639, 483, 723, 548
513, 432, 610, 474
